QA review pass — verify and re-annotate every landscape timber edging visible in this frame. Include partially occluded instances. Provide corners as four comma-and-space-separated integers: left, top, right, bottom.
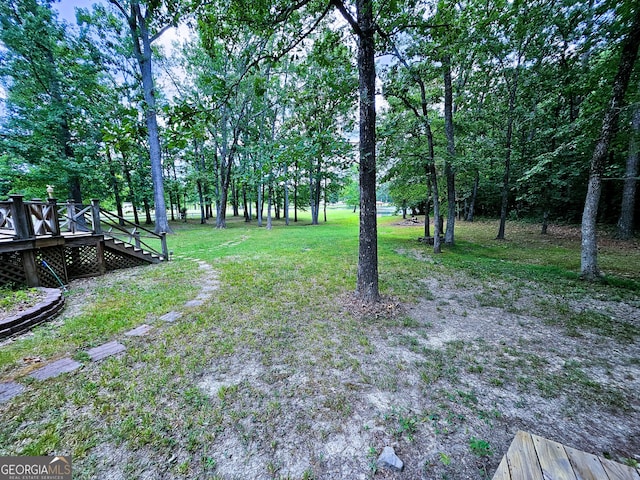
0, 288, 65, 338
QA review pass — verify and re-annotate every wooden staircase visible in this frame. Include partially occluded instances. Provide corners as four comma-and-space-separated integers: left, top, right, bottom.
103, 237, 164, 264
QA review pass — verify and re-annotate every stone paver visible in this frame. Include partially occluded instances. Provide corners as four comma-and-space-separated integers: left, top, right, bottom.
124, 324, 153, 337
185, 299, 204, 308
86, 341, 126, 362
29, 357, 81, 381
159, 311, 182, 322
0, 382, 26, 404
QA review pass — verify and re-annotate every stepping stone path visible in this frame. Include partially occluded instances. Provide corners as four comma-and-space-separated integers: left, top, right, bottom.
0, 258, 219, 404
0, 382, 26, 404
124, 324, 152, 337
160, 311, 182, 322
185, 299, 204, 307
86, 341, 126, 362
29, 358, 82, 381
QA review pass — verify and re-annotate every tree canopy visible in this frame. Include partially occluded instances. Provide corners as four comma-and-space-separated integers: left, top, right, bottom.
1, 0, 639, 291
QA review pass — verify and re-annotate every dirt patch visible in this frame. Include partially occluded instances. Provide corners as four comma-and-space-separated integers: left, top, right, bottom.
190, 274, 638, 479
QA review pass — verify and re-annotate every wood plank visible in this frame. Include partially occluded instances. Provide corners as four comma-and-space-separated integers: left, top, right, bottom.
532, 433, 578, 480
492, 455, 511, 480
565, 445, 609, 480
506, 431, 544, 480
600, 457, 640, 480
86, 341, 126, 362
29, 357, 81, 381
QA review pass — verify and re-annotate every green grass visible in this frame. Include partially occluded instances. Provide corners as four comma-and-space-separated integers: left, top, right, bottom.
0, 209, 638, 478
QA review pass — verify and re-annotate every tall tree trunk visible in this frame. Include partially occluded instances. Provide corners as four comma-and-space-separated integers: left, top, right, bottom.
496, 67, 519, 240
582, 8, 640, 279
124, 1, 172, 234
617, 85, 640, 239
443, 55, 456, 245
354, 0, 379, 302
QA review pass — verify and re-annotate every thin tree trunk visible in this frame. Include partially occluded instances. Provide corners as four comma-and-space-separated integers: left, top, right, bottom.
582, 8, 640, 279
243, 186, 250, 222
107, 149, 125, 225
424, 198, 430, 238
467, 170, 479, 222
143, 196, 152, 225
617, 86, 639, 239
429, 163, 441, 254
257, 182, 263, 227
323, 178, 328, 222
284, 179, 290, 226
443, 55, 456, 245
232, 179, 240, 217
294, 162, 298, 222
497, 68, 519, 240
121, 153, 140, 225
266, 183, 273, 230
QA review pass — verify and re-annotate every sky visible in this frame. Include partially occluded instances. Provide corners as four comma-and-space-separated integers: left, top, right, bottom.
54, 0, 101, 24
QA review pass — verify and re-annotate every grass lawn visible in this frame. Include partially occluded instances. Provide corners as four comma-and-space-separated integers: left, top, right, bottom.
1, 208, 639, 479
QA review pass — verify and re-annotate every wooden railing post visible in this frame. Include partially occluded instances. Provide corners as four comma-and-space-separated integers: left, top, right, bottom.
133, 231, 141, 249
160, 232, 168, 260
91, 199, 102, 234
67, 200, 77, 233
10, 195, 39, 286
48, 198, 60, 236
9, 194, 33, 239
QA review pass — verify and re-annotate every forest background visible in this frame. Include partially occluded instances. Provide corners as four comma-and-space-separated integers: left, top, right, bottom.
1, 0, 639, 287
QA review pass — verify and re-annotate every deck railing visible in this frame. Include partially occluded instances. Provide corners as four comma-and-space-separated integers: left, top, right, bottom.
1, 195, 168, 259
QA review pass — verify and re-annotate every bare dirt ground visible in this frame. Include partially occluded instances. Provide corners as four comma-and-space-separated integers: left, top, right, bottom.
86, 264, 639, 479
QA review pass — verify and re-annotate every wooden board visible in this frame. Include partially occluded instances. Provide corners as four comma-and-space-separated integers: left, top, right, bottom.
532, 433, 577, 480
493, 456, 511, 480
505, 431, 544, 480
601, 457, 640, 480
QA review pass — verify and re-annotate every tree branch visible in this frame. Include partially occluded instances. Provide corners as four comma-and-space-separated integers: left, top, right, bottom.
150, 23, 174, 43
330, 0, 362, 36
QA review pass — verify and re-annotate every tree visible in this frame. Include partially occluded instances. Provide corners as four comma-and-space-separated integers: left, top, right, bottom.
0, 0, 106, 203
617, 82, 639, 240
108, 0, 178, 233
581, 5, 640, 280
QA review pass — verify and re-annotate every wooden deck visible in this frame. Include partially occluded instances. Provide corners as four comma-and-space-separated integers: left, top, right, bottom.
494, 431, 640, 480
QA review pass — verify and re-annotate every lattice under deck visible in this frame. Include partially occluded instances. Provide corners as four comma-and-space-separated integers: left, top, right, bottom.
65, 245, 101, 278
35, 247, 68, 288
0, 251, 27, 288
